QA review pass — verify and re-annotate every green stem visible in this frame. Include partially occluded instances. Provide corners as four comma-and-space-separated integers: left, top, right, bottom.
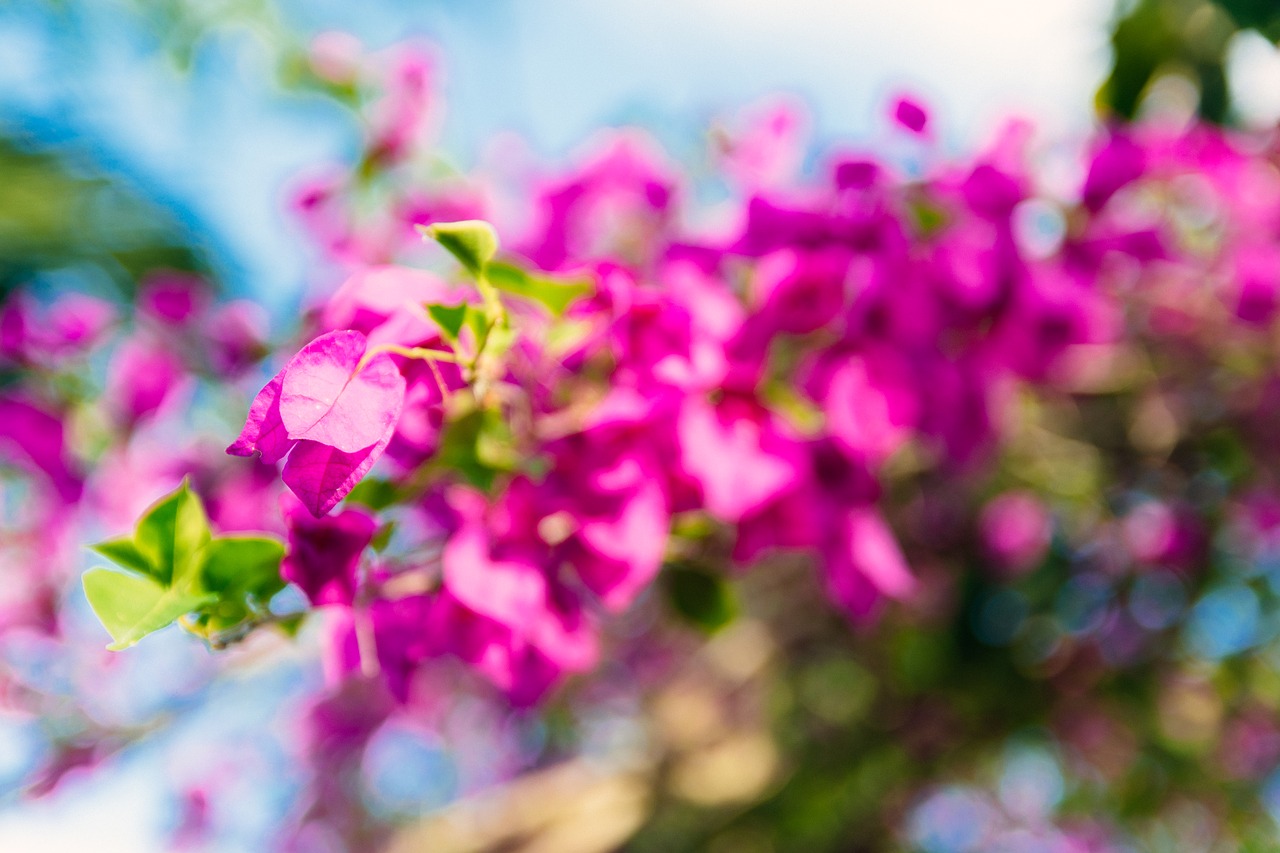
357, 343, 460, 373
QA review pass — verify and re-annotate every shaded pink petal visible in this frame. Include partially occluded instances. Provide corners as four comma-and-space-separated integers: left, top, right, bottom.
279, 330, 406, 453
508, 590, 599, 707
846, 508, 916, 599
442, 523, 547, 632
226, 369, 294, 464
677, 396, 801, 522
824, 354, 917, 466
891, 96, 929, 134
281, 502, 376, 606
575, 477, 669, 611
282, 433, 391, 517
105, 336, 187, 424
0, 395, 83, 503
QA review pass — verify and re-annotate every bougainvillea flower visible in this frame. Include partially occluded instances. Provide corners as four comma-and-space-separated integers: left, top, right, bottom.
823, 507, 916, 620
1230, 241, 1280, 327
441, 498, 547, 632
228, 330, 406, 515
278, 332, 405, 452
542, 431, 672, 612
818, 349, 919, 467
137, 270, 210, 325
204, 300, 269, 377
717, 96, 809, 191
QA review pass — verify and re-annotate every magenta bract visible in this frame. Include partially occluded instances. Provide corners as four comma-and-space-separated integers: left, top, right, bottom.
228, 330, 406, 516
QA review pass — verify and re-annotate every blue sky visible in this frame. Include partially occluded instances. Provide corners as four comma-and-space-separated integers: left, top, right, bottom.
0, 0, 1117, 321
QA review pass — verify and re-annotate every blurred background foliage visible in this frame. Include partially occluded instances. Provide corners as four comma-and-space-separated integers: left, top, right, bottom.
0, 136, 212, 299
1101, 0, 1280, 122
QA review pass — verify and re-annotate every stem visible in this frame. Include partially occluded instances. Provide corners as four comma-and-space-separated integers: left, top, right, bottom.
357, 343, 460, 373
198, 610, 308, 650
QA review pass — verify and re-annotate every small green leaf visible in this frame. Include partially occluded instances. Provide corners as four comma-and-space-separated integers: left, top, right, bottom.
273, 613, 306, 638
475, 407, 518, 471
83, 568, 214, 651
345, 477, 401, 512
426, 302, 490, 353
426, 302, 471, 341
434, 405, 502, 491
90, 537, 154, 577
485, 261, 592, 316
133, 479, 211, 586
200, 536, 286, 600
662, 565, 738, 634
419, 220, 498, 278
371, 522, 396, 553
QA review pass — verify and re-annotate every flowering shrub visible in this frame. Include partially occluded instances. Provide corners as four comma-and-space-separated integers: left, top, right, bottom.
1, 34, 1278, 851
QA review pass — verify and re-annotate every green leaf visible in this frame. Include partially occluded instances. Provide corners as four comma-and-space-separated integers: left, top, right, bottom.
419, 220, 498, 278
133, 479, 211, 586
345, 477, 401, 512
426, 302, 470, 340
485, 261, 592, 316
475, 406, 518, 470
662, 565, 738, 634
434, 404, 504, 491
426, 302, 490, 352
273, 613, 306, 638
89, 537, 154, 576
200, 536, 286, 600
371, 522, 396, 554
83, 568, 214, 651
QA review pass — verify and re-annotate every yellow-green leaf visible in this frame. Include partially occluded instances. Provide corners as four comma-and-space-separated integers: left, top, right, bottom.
83, 568, 214, 651
419, 220, 498, 278
485, 261, 592, 316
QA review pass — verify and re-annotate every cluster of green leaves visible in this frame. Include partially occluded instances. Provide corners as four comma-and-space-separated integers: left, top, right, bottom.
420, 220, 590, 325
84, 480, 287, 650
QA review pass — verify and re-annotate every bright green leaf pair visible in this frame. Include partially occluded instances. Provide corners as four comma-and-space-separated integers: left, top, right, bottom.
83, 480, 286, 650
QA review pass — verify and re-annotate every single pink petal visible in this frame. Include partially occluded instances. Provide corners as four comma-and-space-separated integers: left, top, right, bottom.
442, 523, 547, 632
322, 265, 460, 333
226, 369, 294, 464
677, 396, 800, 523
845, 508, 916, 599
528, 587, 598, 674
507, 589, 599, 707
575, 478, 669, 611
824, 354, 917, 466
279, 330, 406, 453
891, 96, 929, 134
0, 395, 83, 504
105, 336, 187, 424
282, 432, 391, 517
